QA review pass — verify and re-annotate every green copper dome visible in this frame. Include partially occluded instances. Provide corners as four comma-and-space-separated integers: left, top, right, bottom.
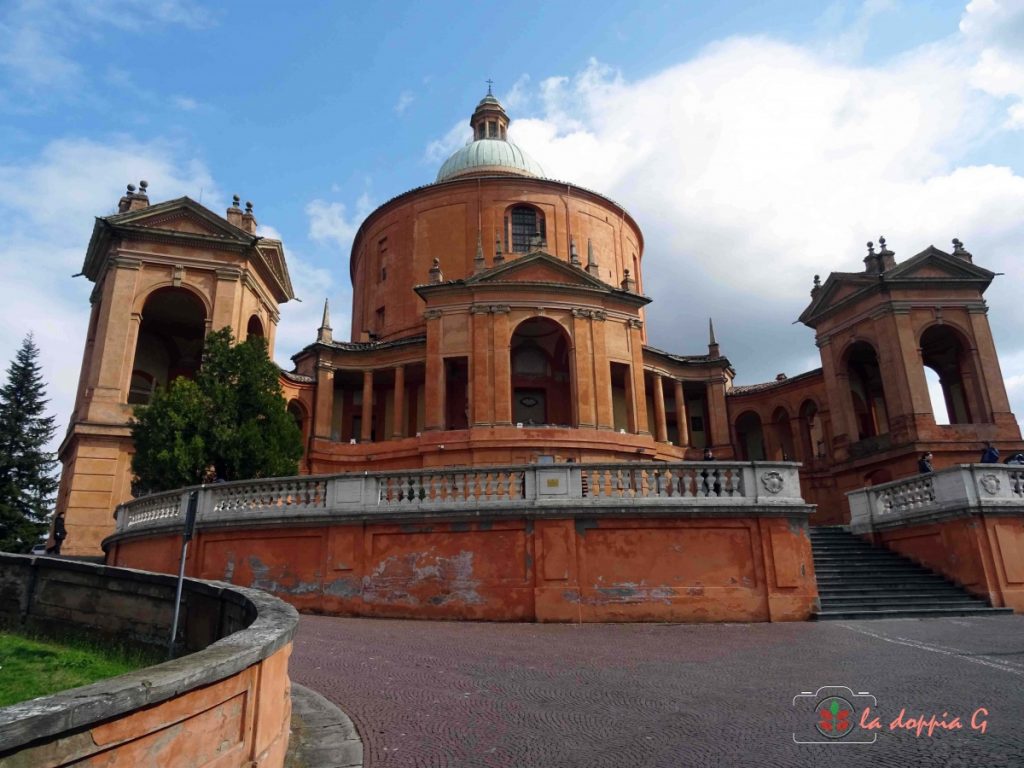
436, 139, 545, 182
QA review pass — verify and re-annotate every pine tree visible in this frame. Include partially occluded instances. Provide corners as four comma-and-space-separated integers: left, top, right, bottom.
0, 334, 58, 552
131, 328, 302, 492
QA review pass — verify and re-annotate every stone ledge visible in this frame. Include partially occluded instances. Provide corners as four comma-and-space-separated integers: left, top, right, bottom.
286, 684, 362, 768
0, 554, 298, 754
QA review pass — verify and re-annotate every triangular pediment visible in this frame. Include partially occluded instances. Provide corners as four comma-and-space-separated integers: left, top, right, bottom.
465, 250, 611, 289
799, 245, 995, 328
887, 246, 996, 281
106, 197, 253, 242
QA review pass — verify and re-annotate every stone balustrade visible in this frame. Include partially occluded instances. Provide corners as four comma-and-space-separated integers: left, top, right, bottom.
114, 461, 805, 535
848, 464, 1024, 534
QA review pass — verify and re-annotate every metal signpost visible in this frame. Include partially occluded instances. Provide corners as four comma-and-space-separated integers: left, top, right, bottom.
168, 489, 199, 657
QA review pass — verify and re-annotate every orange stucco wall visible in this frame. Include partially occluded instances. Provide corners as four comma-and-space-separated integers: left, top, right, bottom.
873, 515, 1024, 611
109, 515, 817, 622
13, 646, 292, 768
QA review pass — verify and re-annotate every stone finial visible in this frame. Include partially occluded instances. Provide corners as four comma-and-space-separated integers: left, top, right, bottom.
586, 237, 600, 277
811, 273, 822, 298
474, 231, 485, 273
429, 257, 443, 284
226, 194, 244, 227
240, 200, 257, 234
317, 298, 333, 344
494, 231, 504, 264
877, 234, 896, 271
620, 268, 636, 292
952, 237, 973, 263
708, 317, 721, 359
570, 236, 581, 266
118, 180, 150, 212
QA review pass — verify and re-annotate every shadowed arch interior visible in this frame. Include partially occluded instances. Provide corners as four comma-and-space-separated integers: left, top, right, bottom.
510, 317, 573, 426
128, 288, 206, 405
845, 341, 889, 440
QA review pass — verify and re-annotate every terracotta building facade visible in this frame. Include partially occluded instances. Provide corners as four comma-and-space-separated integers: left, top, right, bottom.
56, 92, 1023, 555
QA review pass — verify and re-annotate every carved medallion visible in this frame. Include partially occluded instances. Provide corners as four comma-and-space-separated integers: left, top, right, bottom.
760, 471, 785, 495
979, 473, 1001, 495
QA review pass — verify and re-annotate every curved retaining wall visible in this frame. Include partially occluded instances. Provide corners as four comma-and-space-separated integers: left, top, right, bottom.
0, 554, 298, 767
105, 462, 818, 622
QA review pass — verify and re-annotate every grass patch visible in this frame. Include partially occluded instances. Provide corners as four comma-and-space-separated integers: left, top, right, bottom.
0, 631, 160, 707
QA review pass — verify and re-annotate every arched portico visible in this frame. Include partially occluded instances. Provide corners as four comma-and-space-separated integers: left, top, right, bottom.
510, 317, 573, 426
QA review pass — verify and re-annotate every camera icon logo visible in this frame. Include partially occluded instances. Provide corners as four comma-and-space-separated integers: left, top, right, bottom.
793, 686, 877, 745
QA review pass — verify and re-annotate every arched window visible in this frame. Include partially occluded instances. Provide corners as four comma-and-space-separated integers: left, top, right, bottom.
287, 400, 307, 441
845, 341, 889, 440
771, 407, 795, 461
128, 288, 206, 405
735, 411, 765, 461
247, 314, 265, 339
506, 206, 546, 253
509, 317, 572, 426
920, 325, 976, 425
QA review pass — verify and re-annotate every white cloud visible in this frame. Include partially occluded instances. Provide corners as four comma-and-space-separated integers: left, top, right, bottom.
306, 194, 374, 252
0, 0, 214, 103
394, 90, 415, 115
0, 137, 219, 450
428, 19, 1024, 426
425, 121, 471, 165
173, 95, 199, 111
961, 0, 1024, 125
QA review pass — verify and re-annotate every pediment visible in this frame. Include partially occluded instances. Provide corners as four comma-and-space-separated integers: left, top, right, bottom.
887, 246, 995, 282
466, 250, 610, 289
107, 197, 252, 243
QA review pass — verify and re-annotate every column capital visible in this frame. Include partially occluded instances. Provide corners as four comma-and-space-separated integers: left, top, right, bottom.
423, 309, 443, 320
627, 318, 643, 329
111, 256, 141, 271
469, 304, 491, 315
490, 304, 511, 315
216, 267, 243, 281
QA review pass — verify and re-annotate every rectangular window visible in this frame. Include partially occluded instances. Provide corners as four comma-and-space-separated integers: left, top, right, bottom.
377, 237, 388, 282
375, 306, 385, 332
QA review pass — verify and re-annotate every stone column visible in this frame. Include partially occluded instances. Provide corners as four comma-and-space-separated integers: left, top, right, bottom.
361, 370, 374, 442
118, 311, 143, 401
212, 267, 242, 331
572, 309, 596, 428
87, 257, 142, 413
968, 307, 1011, 418
673, 379, 689, 447
627, 319, 649, 434
818, 336, 858, 453
492, 306, 512, 425
652, 373, 668, 442
592, 311, 613, 429
471, 306, 491, 425
706, 375, 730, 449
424, 310, 445, 431
313, 361, 334, 440
391, 364, 405, 439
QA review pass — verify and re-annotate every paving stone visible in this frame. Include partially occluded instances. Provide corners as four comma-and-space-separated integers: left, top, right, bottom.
291, 615, 1024, 767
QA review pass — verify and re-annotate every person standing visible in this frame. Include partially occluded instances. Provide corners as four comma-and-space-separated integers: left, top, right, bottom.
918, 452, 933, 474
47, 511, 67, 555
980, 442, 1000, 464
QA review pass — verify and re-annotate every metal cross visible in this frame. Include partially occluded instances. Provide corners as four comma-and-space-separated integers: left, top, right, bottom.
486, 78, 494, 95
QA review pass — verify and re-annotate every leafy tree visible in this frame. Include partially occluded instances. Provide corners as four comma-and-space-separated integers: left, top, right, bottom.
0, 334, 58, 552
131, 328, 302, 492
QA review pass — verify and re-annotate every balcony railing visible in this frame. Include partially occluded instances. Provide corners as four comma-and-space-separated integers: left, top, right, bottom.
848, 464, 1024, 533
111, 461, 807, 537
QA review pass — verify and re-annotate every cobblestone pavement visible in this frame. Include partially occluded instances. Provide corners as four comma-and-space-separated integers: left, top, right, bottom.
291, 614, 1024, 767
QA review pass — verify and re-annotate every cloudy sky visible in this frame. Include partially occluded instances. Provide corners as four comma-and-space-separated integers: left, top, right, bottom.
2, 0, 1023, 445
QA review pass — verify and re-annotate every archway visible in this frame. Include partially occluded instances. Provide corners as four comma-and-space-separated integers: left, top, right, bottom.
770, 407, 796, 461
128, 288, 206, 405
920, 325, 975, 425
799, 400, 825, 461
287, 399, 307, 442
734, 411, 765, 461
845, 341, 889, 439
247, 314, 265, 339
510, 317, 572, 426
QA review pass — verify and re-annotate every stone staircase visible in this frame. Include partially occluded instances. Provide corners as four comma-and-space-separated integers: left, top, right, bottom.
809, 526, 1013, 620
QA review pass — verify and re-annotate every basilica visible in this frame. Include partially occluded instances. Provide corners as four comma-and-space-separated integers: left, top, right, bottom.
56, 90, 1023, 557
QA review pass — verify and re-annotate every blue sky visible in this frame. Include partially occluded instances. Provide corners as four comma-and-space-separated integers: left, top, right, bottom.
2, 0, 1024, 442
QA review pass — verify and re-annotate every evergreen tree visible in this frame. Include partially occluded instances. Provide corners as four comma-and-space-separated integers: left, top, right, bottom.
0, 334, 58, 552
131, 328, 302, 492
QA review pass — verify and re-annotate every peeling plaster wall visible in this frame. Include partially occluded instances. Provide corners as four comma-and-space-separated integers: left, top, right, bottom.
110, 514, 817, 623
872, 515, 1024, 612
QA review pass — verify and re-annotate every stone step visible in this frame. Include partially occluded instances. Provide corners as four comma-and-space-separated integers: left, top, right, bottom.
820, 594, 985, 607
814, 606, 1013, 621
